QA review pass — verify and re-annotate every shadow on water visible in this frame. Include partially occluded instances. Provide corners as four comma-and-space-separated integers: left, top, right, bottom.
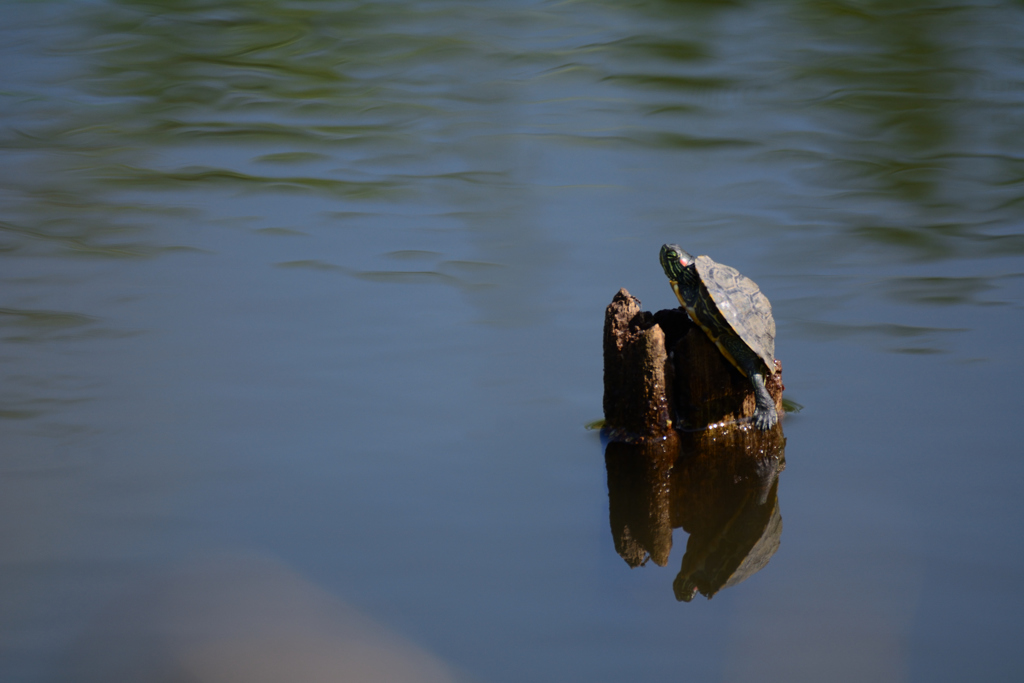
605, 425, 786, 602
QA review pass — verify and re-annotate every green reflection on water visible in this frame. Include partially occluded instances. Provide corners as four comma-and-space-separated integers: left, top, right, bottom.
604, 37, 709, 63
256, 152, 332, 164
0, 0, 1022, 342
276, 259, 346, 272
0, 306, 136, 343
99, 165, 400, 198
275, 260, 468, 288
790, 318, 967, 354
0, 307, 95, 329
0, 0, 453, 259
603, 73, 732, 91
790, 1, 1024, 262
884, 276, 1002, 307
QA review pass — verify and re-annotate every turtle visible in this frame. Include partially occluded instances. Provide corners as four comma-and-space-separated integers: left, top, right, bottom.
659, 244, 778, 430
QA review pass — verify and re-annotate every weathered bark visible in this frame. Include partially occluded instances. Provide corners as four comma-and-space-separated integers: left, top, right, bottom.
603, 290, 784, 435
602, 289, 674, 439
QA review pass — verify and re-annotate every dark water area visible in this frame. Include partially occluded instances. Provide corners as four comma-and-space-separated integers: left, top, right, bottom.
3, 1, 1024, 681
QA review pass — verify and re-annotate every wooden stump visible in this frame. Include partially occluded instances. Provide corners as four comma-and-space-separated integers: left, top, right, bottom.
602, 289, 674, 439
602, 288, 788, 600
602, 288, 784, 436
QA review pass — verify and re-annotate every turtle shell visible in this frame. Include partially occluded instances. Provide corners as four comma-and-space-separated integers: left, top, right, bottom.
694, 255, 776, 373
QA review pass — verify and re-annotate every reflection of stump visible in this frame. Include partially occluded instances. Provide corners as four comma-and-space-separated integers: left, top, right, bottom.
603, 288, 784, 434
604, 431, 785, 600
605, 435, 678, 567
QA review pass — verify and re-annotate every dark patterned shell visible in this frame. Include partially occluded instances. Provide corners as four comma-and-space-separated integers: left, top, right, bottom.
694, 255, 776, 372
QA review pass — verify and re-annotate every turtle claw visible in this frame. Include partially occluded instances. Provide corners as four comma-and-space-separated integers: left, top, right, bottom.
753, 405, 778, 431
749, 372, 778, 431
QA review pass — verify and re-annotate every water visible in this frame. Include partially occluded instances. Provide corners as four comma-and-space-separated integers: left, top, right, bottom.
2, 1, 1024, 681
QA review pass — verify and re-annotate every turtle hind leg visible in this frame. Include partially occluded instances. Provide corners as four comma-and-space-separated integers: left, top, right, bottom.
719, 335, 778, 430
750, 371, 777, 430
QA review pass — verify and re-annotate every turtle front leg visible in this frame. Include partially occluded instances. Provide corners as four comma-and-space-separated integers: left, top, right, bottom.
750, 371, 778, 430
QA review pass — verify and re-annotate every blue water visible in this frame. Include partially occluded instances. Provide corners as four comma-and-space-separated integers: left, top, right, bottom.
2, 1, 1024, 681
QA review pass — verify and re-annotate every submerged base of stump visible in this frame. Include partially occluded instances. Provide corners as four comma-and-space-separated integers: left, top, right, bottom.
603, 288, 785, 441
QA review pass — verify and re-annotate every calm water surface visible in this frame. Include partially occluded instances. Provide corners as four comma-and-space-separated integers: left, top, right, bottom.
3, 1, 1024, 681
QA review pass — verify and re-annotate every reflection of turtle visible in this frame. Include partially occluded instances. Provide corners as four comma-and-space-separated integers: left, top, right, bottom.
673, 478, 783, 602
659, 244, 778, 430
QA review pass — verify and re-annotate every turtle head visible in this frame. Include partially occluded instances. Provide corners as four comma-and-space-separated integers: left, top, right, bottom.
659, 244, 694, 282
673, 574, 700, 602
